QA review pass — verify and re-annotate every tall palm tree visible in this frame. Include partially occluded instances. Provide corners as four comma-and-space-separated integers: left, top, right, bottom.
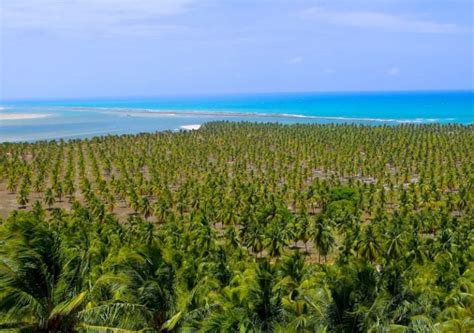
313, 220, 335, 263
196, 260, 283, 332
384, 232, 407, 262
357, 225, 382, 264
0, 212, 86, 331
43, 187, 55, 210
265, 222, 288, 258
140, 196, 152, 220
16, 186, 29, 208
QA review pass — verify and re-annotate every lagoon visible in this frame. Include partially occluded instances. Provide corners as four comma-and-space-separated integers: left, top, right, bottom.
1, 91, 472, 142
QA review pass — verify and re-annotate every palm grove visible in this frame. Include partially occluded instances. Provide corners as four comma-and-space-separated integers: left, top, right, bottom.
0, 122, 472, 332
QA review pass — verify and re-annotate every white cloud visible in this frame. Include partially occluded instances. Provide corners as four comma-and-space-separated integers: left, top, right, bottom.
299, 6, 461, 34
387, 67, 400, 76
324, 68, 336, 74
0, 0, 194, 37
288, 56, 304, 64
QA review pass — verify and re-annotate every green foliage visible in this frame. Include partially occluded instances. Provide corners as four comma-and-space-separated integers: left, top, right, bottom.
328, 187, 359, 205
0, 122, 473, 332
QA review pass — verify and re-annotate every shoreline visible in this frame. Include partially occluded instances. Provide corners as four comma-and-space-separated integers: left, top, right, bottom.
1, 121, 471, 144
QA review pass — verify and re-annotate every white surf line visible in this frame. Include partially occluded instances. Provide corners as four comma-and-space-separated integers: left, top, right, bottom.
67, 106, 453, 124
180, 124, 202, 130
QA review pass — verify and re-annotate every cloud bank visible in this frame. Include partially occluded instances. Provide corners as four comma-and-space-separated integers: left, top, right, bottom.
299, 6, 462, 34
0, 0, 194, 37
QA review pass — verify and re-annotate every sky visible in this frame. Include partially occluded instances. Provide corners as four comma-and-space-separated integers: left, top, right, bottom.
0, 0, 473, 100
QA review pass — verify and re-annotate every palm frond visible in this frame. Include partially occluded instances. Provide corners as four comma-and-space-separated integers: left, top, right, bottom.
77, 322, 155, 333
50, 291, 88, 318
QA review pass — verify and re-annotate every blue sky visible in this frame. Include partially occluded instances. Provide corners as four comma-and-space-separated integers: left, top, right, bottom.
0, 0, 473, 100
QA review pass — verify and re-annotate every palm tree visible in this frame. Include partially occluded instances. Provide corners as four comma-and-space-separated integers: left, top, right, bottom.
296, 214, 311, 254
196, 260, 283, 332
55, 183, 63, 202
384, 231, 407, 262
6, 175, 18, 194
16, 186, 29, 208
265, 222, 288, 258
0, 212, 86, 331
313, 220, 335, 263
153, 198, 170, 223
76, 242, 177, 331
32, 200, 45, 220
140, 196, 152, 220
357, 225, 382, 264
278, 286, 332, 332
44, 187, 55, 210
64, 179, 76, 202
244, 225, 265, 257
224, 226, 240, 248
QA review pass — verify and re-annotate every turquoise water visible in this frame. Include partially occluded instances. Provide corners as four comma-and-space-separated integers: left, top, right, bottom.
1, 91, 472, 142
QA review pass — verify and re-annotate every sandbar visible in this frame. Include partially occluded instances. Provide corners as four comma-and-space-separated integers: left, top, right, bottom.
0, 113, 51, 120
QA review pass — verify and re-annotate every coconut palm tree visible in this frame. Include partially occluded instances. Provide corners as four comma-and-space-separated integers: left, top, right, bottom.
0, 212, 87, 331
140, 196, 152, 220
357, 225, 382, 264
16, 185, 29, 208
43, 187, 55, 210
313, 219, 335, 263
265, 222, 288, 258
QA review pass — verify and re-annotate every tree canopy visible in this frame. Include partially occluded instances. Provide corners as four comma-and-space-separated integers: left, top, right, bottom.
0, 122, 472, 332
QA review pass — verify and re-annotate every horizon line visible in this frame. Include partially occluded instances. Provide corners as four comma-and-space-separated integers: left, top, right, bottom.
1, 88, 473, 103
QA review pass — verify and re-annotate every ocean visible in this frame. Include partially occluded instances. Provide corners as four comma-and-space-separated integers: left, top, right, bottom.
1, 91, 472, 142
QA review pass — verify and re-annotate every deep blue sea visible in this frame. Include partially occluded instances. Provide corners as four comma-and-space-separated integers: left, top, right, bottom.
1, 91, 472, 142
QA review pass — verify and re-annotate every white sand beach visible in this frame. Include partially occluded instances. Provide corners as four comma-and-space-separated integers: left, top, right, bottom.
180, 124, 202, 130
0, 113, 51, 120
